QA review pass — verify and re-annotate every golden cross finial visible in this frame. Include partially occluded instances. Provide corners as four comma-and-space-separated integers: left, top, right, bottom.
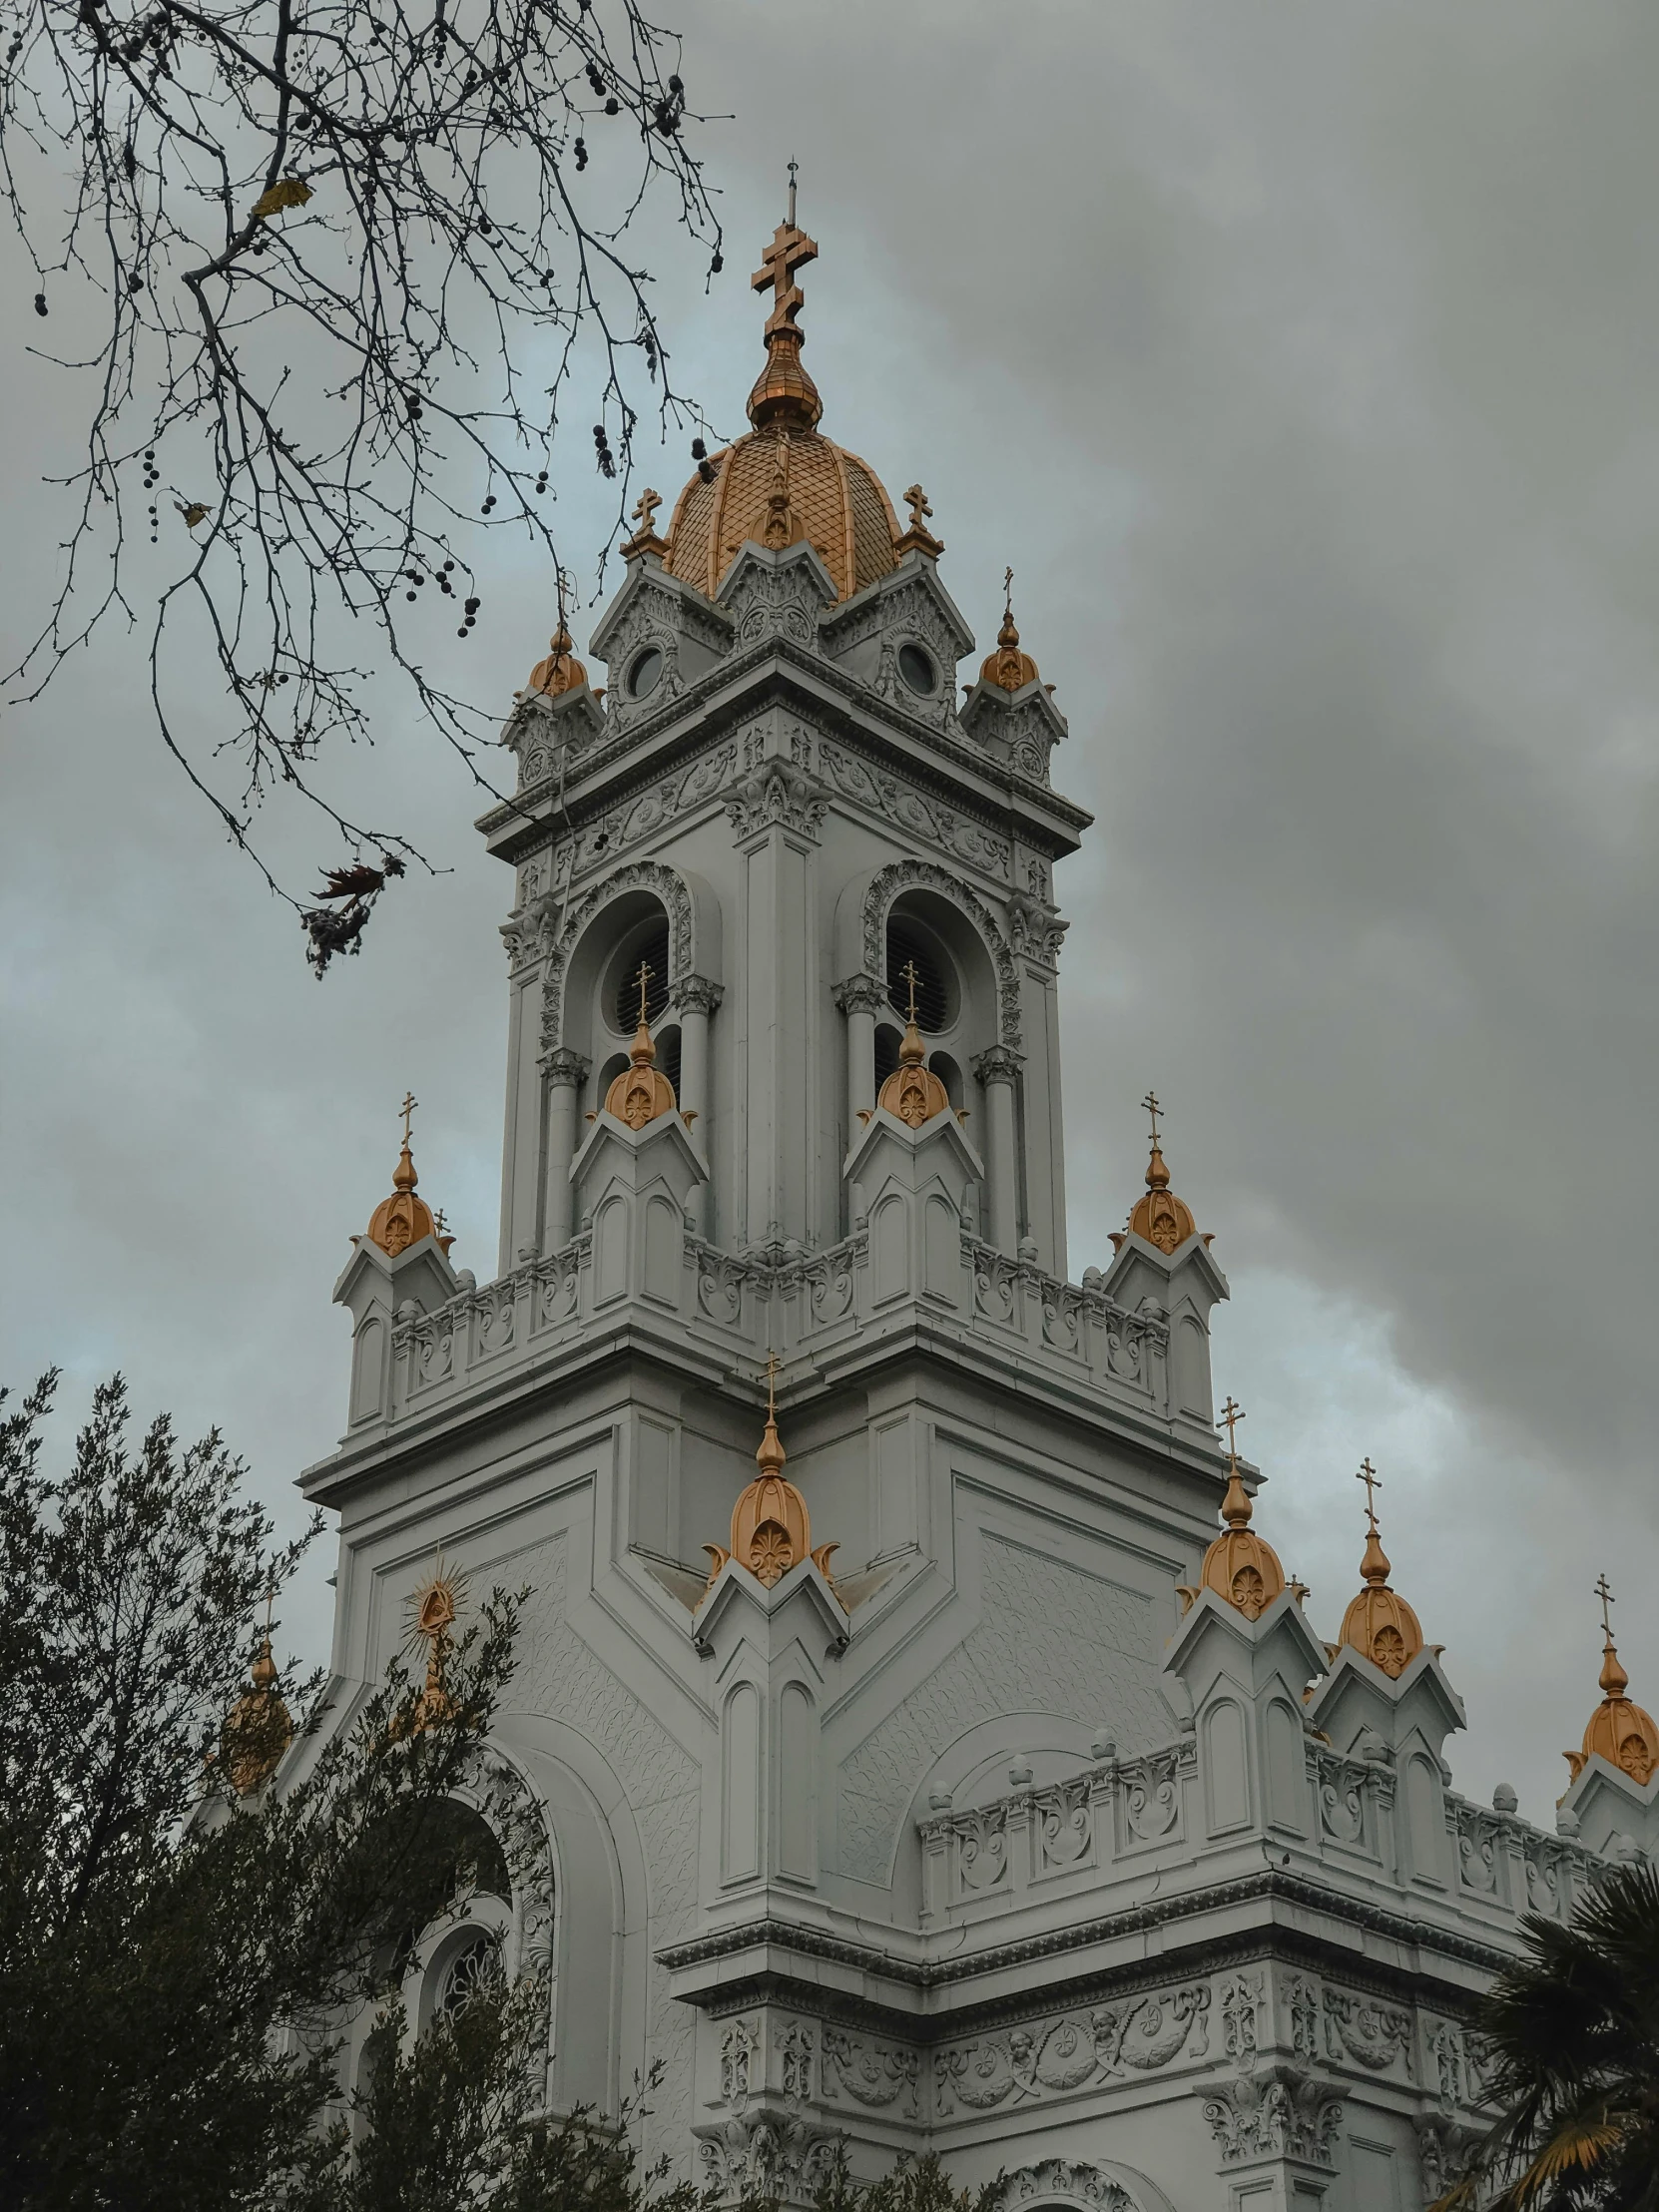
433, 1207, 449, 1238
1142, 1090, 1162, 1148
632, 487, 661, 534
1218, 1395, 1244, 1467
904, 484, 933, 533
763, 1351, 782, 1418
752, 202, 819, 338
1595, 1571, 1616, 1641
900, 958, 920, 1024
634, 960, 654, 1028
399, 1091, 417, 1148
1356, 1457, 1382, 1533
1003, 565, 1015, 623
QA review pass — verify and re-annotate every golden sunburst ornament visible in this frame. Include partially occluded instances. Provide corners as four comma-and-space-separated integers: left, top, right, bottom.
397, 1552, 469, 1734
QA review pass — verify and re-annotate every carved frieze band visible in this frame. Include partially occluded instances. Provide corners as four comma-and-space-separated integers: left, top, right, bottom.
932, 1980, 1213, 2113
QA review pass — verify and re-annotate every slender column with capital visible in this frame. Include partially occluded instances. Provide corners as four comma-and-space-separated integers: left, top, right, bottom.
540, 1048, 589, 1251
672, 976, 722, 1234
972, 1045, 1024, 1255
833, 973, 886, 1146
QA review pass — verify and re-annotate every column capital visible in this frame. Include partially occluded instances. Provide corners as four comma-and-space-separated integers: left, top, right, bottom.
540, 1046, 591, 1087
833, 971, 888, 1018
972, 1044, 1025, 1086
672, 973, 725, 1017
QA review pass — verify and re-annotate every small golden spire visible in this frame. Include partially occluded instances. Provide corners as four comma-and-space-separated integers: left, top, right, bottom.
1113, 1090, 1201, 1257
979, 566, 1041, 693
622, 485, 667, 559
1335, 1458, 1424, 1679
603, 961, 680, 1130
747, 169, 824, 433
1565, 1575, 1659, 1787
703, 1356, 838, 1595
894, 481, 944, 559
875, 959, 950, 1129
220, 1594, 293, 1794
1177, 1396, 1289, 1622
363, 1093, 454, 1258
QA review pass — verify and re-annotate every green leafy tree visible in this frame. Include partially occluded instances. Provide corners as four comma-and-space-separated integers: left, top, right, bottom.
0, 1369, 639, 2212
1436, 1860, 1659, 2211
814, 2151, 1001, 2212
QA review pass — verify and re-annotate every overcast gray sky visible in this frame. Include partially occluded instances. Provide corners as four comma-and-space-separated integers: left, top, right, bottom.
5, 0, 1658, 1825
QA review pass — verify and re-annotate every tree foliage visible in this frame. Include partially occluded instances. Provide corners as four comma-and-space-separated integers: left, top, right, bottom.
0, 0, 720, 962
1436, 1861, 1659, 2212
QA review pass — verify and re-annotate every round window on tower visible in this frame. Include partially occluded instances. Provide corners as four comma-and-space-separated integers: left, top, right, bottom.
897, 642, 936, 697
885, 912, 956, 1032
627, 645, 664, 700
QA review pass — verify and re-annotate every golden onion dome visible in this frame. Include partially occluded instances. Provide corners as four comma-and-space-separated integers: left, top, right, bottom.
1129, 1143, 1198, 1255
661, 199, 901, 606
221, 1634, 293, 1795
1565, 1587, 1659, 1787
979, 574, 1040, 692
875, 986, 950, 1131
1336, 1465, 1424, 1679
704, 1368, 838, 1594
364, 1097, 453, 1259
525, 622, 588, 698
603, 996, 679, 1131
1179, 1397, 1288, 1623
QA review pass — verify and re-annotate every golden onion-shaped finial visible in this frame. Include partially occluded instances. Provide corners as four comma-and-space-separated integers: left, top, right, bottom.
703, 1357, 838, 1594
1179, 1396, 1289, 1622
603, 963, 679, 1130
1565, 1576, 1659, 1787
221, 1623, 293, 1795
526, 621, 588, 698
1336, 1459, 1424, 1679
980, 567, 1040, 693
747, 169, 823, 434
875, 960, 950, 1129
1117, 1090, 1199, 1256
364, 1092, 454, 1258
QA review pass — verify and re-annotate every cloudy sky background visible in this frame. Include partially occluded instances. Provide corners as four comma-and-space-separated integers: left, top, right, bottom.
5, 0, 1658, 1824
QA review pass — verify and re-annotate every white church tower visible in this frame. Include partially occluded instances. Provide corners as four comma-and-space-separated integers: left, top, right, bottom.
298, 197, 1659, 2212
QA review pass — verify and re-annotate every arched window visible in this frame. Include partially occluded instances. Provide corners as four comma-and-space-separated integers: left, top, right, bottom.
873, 1022, 903, 1090
885, 910, 955, 1031
609, 918, 671, 1032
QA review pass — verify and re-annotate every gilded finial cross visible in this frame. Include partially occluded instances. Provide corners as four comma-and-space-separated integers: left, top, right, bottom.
1218, 1394, 1244, 1465
633, 960, 654, 1028
1003, 564, 1015, 622
399, 1090, 417, 1147
904, 484, 933, 533
1356, 1456, 1382, 1532
631, 487, 661, 535
1595, 1571, 1616, 1639
900, 957, 920, 1024
752, 203, 819, 337
764, 1350, 781, 1418
1142, 1089, 1162, 1148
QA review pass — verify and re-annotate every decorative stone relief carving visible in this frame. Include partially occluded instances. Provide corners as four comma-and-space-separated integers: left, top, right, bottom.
821, 2029, 920, 2117
719, 2018, 759, 2113
1120, 1745, 1186, 1843
562, 744, 739, 883
818, 741, 1011, 879
1287, 1976, 1321, 2060
778, 2022, 815, 2103
933, 1984, 1211, 2113
995, 2163, 1135, 2212
1203, 2067, 1346, 2170
725, 762, 830, 842
861, 860, 1022, 1048
1323, 1987, 1414, 2076
1221, 1972, 1264, 2062
1416, 2117, 1482, 2203
722, 560, 823, 649
1428, 2019, 1465, 2108
1005, 887, 1069, 968
1456, 1804, 1504, 1895
696, 2114, 839, 2208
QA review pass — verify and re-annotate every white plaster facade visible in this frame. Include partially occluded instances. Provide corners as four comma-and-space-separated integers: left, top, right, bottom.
299, 383, 1659, 2212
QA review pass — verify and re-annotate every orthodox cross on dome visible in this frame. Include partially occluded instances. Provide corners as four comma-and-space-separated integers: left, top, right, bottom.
632, 487, 661, 535
1004, 564, 1015, 621
1595, 1570, 1616, 1640
763, 1349, 781, 1416
900, 958, 921, 1025
1141, 1089, 1162, 1149
399, 1090, 417, 1147
633, 959, 654, 1028
905, 485, 933, 534
1218, 1394, 1244, 1468
1356, 1456, 1382, 1533
752, 200, 819, 337
895, 480, 944, 558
